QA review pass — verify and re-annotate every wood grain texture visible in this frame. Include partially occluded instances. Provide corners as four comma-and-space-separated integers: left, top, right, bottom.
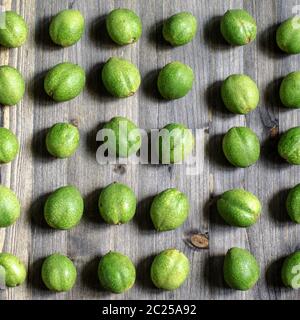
0, 0, 300, 300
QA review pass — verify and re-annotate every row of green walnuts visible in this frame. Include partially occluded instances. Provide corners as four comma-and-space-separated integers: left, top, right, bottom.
0, 183, 189, 232
1, 174, 299, 234
0, 8, 197, 48
3, 119, 300, 176
1, 246, 300, 293
0, 249, 189, 292
2, 8, 300, 51
0, 57, 194, 103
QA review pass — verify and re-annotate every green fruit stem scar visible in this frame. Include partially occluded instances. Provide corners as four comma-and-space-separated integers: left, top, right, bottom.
106, 8, 142, 45
223, 247, 260, 291
222, 127, 260, 168
103, 116, 142, 158
281, 251, 300, 289
0, 65, 25, 106
98, 251, 136, 293
49, 9, 85, 47
278, 126, 300, 165
44, 62, 86, 102
221, 74, 259, 114
151, 249, 190, 290
277, 17, 300, 54
150, 188, 189, 231
163, 12, 197, 46
0, 185, 20, 228
102, 57, 141, 98
0, 127, 19, 163
217, 189, 261, 227
46, 122, 80, 158
280, 71, 300, 108
0, 11, 28, 48
157, 61, 194, 99
0, 253, 26, 287
220, 9, 257, 46
286, 184, 300, 223
98, 182, 136, 224
44, 185, 84, 229
42, 253, 77, 292
159, 122, 194, 164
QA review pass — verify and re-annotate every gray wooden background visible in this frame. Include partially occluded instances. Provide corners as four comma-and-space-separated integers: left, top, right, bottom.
0, 0, 300, 300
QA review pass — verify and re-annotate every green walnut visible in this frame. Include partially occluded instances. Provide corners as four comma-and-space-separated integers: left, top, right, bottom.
0, 185, 20, 228
49, 9, 85, 47
44, 62, 86, 102
157, 61, 194, 99
44, 185, 84, 230
162, 12, 197, 46
278, 127, 300, 165
221, 74, 259, 114
220, 9, 257, 46
222, 127, 260, 168
0, 11, 28, 48
106, 8, 142, 45
150, 188, 189, 231
279, 72, 300, 108
151, 249, 190, 290
281, 251, 300, 289
98, 251, 136, 293
0, 253, 26, 287
98, 182, 136, 224
277, 17, 300, 54
103, 116, 141, 157
159, 123, 194, 164
217, 189, 261, 227
46, 123, 80, 158
0, 66, 25, 106
42, 253, 77, 292
102, 57, 141, 98
286, 184, 300, 223
223, 247, 260, 291
0, 127, 19, 163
